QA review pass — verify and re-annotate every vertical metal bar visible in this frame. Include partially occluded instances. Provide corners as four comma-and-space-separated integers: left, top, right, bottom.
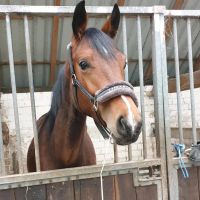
113, 143, 118, 163
122, 15, 129, 81
24, 15, 40, 171
113, 141, 118, 163
122, 15, 132, 161
137, 15, 147, 159
5, 14, 24, 174
158, 12, 181, 200
187, 18, 197, 144
173, 18, 183, 144
152, 10, 168, 200
0, 110, 6, 176
161, 15, 179, 200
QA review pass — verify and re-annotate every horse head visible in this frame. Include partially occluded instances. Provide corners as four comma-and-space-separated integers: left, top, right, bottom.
68, 0, 142, 145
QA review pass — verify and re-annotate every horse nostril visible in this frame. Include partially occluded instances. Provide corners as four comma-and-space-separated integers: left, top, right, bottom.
117, 116, 132, 134
119, 116, 125, 130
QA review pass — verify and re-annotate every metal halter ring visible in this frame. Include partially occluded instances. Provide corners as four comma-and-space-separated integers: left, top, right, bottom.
71, 74, 76, 85
92, 100, 98, 112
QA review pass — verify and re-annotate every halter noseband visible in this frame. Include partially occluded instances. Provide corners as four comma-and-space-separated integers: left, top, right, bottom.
66, 43, 138, 139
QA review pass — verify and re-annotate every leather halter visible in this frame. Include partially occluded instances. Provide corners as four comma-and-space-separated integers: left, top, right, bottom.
66, 43, 138, 139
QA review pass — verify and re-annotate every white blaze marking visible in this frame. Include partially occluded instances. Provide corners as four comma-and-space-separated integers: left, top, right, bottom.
121, 95, 135, 127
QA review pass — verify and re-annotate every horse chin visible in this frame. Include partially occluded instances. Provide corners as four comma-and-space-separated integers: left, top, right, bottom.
112, 130, 141, 146
107, 121, 141, 145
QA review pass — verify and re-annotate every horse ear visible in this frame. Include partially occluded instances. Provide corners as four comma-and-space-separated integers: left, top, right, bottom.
72, 0, 87, 40
101, 4, 120, 38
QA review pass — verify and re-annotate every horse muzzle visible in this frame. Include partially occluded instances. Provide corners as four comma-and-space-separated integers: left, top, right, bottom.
93, 82, 142, 145
114, 117, 142, 145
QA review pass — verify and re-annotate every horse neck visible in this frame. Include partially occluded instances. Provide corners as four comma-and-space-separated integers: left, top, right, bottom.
50, 65, 87, 158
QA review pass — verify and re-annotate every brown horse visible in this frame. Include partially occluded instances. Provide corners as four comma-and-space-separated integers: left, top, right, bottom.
27, 0, 142, 172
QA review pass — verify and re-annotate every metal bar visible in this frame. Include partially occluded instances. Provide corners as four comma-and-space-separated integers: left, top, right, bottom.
117, 0, 125, 6
187, 18, 197, 144
165, 10, 200, 17
127, 144, 132, 161
0, 111, 6, 176
113, 143, 118, 163
0, 6, 200, 17
122, 15, 128, 81
5, 14, 24, 174
152, 12, 168, 200
173, 18, 183, 144
24, 15, 40, 171
161, 15, 178, 200
122, 15, 132, 161
0, 158, 161, 190
0, 5, 160, 15
137, 15, 147, 159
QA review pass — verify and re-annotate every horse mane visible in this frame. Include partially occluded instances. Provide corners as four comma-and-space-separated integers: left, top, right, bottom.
83, 28, 117, 60
47, 67, 66, 133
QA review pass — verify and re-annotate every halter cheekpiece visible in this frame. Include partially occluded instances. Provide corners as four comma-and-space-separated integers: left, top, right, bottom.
66, 43, 138, 139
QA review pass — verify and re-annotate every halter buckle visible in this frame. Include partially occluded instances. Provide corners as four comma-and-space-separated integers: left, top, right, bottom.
93, 100, 98, 112
71, 74, 77, 85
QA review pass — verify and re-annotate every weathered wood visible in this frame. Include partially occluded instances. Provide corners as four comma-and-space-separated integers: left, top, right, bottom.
49, 0, 61, 86
194, 55, 200, 71
0, 189, 15, 200
74, 177, 115, 200
117, 0, 126, 6
0, 159, 161, 190
144, 0, 185, 82
0, 16, 33, 20
14, 187, 31, 200
103, 176, 115, 200
78, 178, 102, 200
17, 185, 46, 200
136, 184, 158, 200
165, 0, 185, 41
178, 167, 199, 200
114, 174, 137, 200
24, 185, 46, 200
14, 187, 26, 200
168, 70, 200, 93
46, 181, 74, 200
0, 176, 161, 200
74, 180, 81, 200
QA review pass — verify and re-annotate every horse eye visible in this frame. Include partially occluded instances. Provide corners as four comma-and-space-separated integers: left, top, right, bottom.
79, 60, 89, 70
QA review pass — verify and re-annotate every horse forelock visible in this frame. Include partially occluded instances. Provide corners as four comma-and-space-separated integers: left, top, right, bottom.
82, 28, 117, 60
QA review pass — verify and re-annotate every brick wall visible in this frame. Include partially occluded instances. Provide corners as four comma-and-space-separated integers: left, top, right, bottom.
168, 88, 200, 128
169, 88, 200, 148
3, 87, 199, 174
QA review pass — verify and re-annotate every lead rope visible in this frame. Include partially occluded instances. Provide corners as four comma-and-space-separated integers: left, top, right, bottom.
100, 135, 113, 200
172, 143, 189, 178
